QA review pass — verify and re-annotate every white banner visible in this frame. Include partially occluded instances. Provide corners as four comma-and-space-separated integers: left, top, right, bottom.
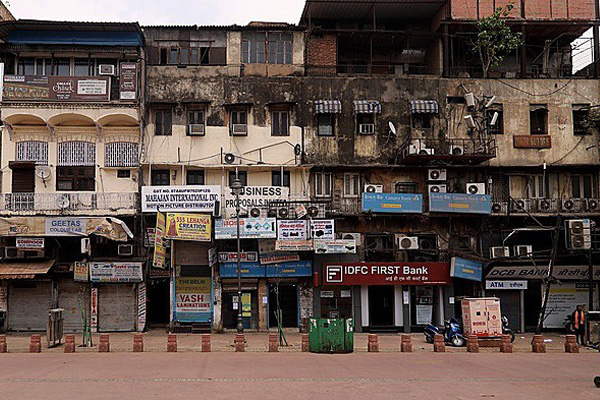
89, 262, 143, 283
311, 219, 335, 240
16, 237, 44, 249
214, 218, 276, 239
224, 186, 289, 218
314, 240, 356, 254
544, 282, 598, 328
141, 185, 221, 213
485, 280, 528, 290
277, 220, 308, 241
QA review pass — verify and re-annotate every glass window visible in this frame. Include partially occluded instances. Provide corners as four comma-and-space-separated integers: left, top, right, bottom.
228, 171, 248, 187
271, 110, 289, 136
571, 175, 595, 198
527, 175, 545, 198
230, 109, 248, 126
74, 59, 90, 76
54, 58, 71, 76
530, 105, 548, 135
17, 58, 35, 75
317, 114, 335, 136
272, 170, 290, 187
57, 141, 95, 166
180, 48, 189, 65
573, 105, 590, 136
315, 172, 332, 197
344, 174, 360, 198
486, 105, 504, 134
242, 32, 268, 64
412, 113, 432, 129
169, 48, 179, 64
190, 48, 200, 65
268, 33, 293, 64
56, 166, 95, 191
155, 109, 173, 135
151, 169, 170, 186
186, 170, 205, 185
105, 142, 138, 167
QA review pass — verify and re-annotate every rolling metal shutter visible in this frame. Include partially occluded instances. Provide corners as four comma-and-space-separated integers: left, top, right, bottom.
8, 281, 52, 331
57, 277, 89, 333
98, 284, 136, 332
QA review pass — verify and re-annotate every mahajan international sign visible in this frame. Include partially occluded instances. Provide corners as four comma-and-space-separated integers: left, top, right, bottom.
141, 185, 221, 213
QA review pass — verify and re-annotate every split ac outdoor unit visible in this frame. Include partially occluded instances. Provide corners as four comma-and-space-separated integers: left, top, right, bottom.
588, 199, 600, 212
562, 198, 583, 212
118, 244, 134, 257
428, 184, 447, 193
450, 145, 465, 156
566, 219, 592, 250
514, 245, 533, 256
396, 235, 419, 250
428, 169, 446, 182
223, 153, 236, 164
231, 124, 248, 136
364, 184, 383, 193
188, 124, 205, 136
511, 199, 530, 212
339, 233, 362, 246
491, 202, 507, 213
467, 183, 486, 195
490, 246, 510, 258
359, 123, 375, 134
249, 207, 262, 218
98, 64, 116, 75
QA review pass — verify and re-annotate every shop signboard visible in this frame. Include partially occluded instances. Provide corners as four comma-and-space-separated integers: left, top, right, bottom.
45, 217, 87, 236
486, 265, 600, 280
429, 193, 491, 214
311, 219, 335, 240
242, 293, 252, 317
141, 185, 221, 213
277, 220, 308, 241
362, 193, 423, 214
219, 262, 266, 278
224, 186, 289, 218
3, 75, 111, 102
218, 252, 259, 263
276, 240, 314, 251
90, 288, 98, 332
165, 213, 211, 241
324, 262, 451, 285
543, 282, 598, 328
485, 280, 528, 290
258, 239, 300, 264
214, 218, 276, 239
314, 240, 356, 254
153, 212, 167, 269
89, 262, 143, 283
219, 261, 313, 278
175, 277, 212, 318
450, 257, 483, 282
15, 237, 44, 249
144, 228, 156, 247
119, 62, 137, 101
73, 262, 88, 282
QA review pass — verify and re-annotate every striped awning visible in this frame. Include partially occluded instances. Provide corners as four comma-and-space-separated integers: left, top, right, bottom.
314, 100, 342, 114
0, 260, 54, 279
410, 100, 439, 114
353, 100, 381, 114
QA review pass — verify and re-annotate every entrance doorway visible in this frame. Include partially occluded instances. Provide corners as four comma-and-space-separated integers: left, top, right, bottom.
269, 284, 298, 328
368, 286, 394, 327
147, 279, 170, 327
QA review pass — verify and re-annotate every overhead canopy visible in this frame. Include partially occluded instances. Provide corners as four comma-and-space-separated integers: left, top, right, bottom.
410, 100, 438, 114
0, 260, 54, 279
7, 30, 143, 46
353, 100, 381, 113
314, 100, 342, 114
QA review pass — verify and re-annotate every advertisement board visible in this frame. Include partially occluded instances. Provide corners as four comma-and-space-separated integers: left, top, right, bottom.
277, 220, 308, 241
45, 217, 87, 236
214, 218, 276, 239
429, 193, 491, 214
224, 186, 289, 218
119, 62, 138, 101
362, 193, 423, 214
141, 185, 221, 213
324, 262, 451, 285
3, 75, 111, 102
73, 262, 89, 282
15, 237, 44, 249
314, 240, 356, 254
175, 277, 212, 314
544, 282, 598, 328
153, 212, 166, 269
311, 219, 335, 240
165, 213, 211, 241
89, 262, 143, 283
276, 240, 314, 251
450, 257, 483, 282
218, 252, 259, 263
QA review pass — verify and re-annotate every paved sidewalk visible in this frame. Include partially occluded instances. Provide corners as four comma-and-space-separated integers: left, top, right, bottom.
1, 329, 596, 353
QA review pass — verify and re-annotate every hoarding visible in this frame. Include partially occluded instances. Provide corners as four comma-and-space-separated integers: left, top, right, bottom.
175, 277, 212, 314
3, 75, 111, 102
324, 262, 451, 285
73, 262, 88, 282
153, 212, 166, 269
450, 257, 483, 282
15, 237, 44, 249
224, 186, 289, 218
314, 240, 356, 254
277, 220, 308, 241
429, 193, 491, 214
362, 193, 423, 214
275, 240, 314, 251
119, 62, 137, 101
141, 185, 221, 213
165, 213, 211, 241
89, 262, 143, 283
214, 218, 276, 239
45, 217, 87, 236
311, 219, 335, 240
544, 282, 598, 328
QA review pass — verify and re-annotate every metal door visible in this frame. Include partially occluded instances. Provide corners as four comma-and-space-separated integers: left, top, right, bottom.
98, 284, 136, 331
57, 277, 90, 332
8, 281, 52, 331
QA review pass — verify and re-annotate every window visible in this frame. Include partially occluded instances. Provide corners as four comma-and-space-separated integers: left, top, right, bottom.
160, 48, 168, 64
169, 48, 178, 65
242, 32, 267, 63
16, 141, 48, 165
57, 167, 95, 191
58, 141, 95, 166
486, 105, 504, 134
344, 174, 360, 198
530, 105, 548, 135
272, 170, 290, 188
412, 113, 432, 129
242, 32, 293, 64
526, 175, 545, 198
54, 58, 71, 76
573, 105, 590, 136
314, 172, 332, 197
187, 109, 205, 135
356, 113, 375, 134
394, 182, 418, 194
105, 142, 138, 167
74, 59, 90, 76
317, 114, 335, 136
186, 170, 205, 185
117, 170, 131, 178
56, 141, 96, 191
271, 110, 289, 136
571, 175, 594, 198
268, 33, 293, 64
17, 58, 35, 75
151, 169, 171, 186
229, 109, 248, 135
228, 171, 248, 187
155, 109, 172, 135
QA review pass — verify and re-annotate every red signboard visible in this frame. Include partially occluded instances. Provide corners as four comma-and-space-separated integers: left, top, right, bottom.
324, 262, 451, 285
513, 135, 551, 149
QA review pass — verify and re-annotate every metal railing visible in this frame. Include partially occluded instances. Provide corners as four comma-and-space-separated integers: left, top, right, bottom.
491, 198, 600, 214
332, 198, 362, 215
445, 65, 591, 79
400, 137, 497, 163
306, 63, 431, 77
2, 192, 138, 213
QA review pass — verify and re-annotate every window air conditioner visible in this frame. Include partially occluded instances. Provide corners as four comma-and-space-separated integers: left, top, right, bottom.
491, 246, 510, 258
231, 124, 248, 136
428, 169, 446, 181
359, 123, 375, 134
98, 64, 116, 75
396, 235, 419, 250
514, 245, 533, 257
118, 244, 134, 257
188, 124, 205, 136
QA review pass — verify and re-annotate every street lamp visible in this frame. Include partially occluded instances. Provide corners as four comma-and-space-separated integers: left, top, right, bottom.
230, 178, 244, 334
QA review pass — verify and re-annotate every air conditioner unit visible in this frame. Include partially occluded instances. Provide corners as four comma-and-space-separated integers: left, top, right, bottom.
98, 64, 116, 75
249, 207, 262, 218
566, 219, 592, 250
450, 145, 465, 156
419, 148, 435, 155
511, 199, 530, 212
428, 184, 447, 193
396, 235, 419, 250
231, 124, 248, 136
562, 198, 583, 212
4, 247, 22, 259
514, 245, 533, 257
467, 183, 486, 195
491, 202, 508, 213
588, 199, 600, 212
491, 246, 510, 258
188, 124, 205, 136
418, 237, 436, 250
364, 184, 383, 193
428, 169, 447, 182
277, 207, 290, 219
359, 123, 375, 134
339, 232, 362, 246
465, 93, 476, 108
118, 244, 134, 257
22, 249, 44, 258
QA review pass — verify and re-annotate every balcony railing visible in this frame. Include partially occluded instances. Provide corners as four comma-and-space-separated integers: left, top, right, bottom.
306, 63, 431, 77
332, 198, 362, 215
399, 137, 497, 165
445, 65, 592, 79
2, 192, 138, 214
491, 198, 600, 214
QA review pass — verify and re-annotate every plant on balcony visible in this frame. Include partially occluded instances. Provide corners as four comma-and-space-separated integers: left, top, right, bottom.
471, 4, 523, 78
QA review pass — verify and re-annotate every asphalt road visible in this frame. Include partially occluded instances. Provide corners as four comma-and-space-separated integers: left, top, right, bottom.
0, 352, 598, 399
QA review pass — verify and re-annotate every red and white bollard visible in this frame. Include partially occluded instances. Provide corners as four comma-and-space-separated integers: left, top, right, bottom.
167, 334, 177, 352
133, 334, 144, 352
99, 334, 110, 353
201, 334, 211, 352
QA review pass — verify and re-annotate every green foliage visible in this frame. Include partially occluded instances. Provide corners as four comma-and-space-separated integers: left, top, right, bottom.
472, 3, 523, 77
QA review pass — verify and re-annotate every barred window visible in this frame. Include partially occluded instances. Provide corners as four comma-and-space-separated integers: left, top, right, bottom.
58, 141, 96, 166
16, 141, 48, 165
105, 142, 138, 167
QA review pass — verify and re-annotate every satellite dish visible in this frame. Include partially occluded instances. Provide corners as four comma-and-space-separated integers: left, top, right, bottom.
56, 194, 70, 209
35, 166, 52, 180
388, 121, 397, 135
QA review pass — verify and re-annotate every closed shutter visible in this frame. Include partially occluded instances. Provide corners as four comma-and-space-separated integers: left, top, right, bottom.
12, 168, 35, 193
98, 284, 136, 331
57, 277, 89, 333
58, 142, 96, 166
8, 281, 52, 331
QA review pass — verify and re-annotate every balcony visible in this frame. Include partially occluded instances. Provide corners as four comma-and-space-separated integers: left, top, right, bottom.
306, 63, 431, 77
1, 193, 138, 215
332, 198, 362, 215
491, 198, 600, 215
399, 137, 497, 165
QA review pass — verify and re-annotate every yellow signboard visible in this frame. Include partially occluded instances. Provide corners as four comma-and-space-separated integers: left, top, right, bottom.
165, 213, 212, 241
153, 212, 167, 269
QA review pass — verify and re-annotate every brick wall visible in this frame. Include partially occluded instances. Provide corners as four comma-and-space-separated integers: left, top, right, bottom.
307, 33, 337, 67
450, 0, 595, 20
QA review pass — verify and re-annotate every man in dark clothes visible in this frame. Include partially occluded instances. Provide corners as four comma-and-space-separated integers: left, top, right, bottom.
573, 304, 586, 346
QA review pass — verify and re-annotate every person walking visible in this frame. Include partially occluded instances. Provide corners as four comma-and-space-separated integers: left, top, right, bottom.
572, 305, 586, 346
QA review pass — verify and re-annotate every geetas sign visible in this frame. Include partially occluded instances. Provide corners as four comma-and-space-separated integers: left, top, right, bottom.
324, 262, 451, 285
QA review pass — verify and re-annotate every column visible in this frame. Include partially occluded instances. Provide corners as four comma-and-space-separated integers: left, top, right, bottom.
394, 285, 403, 328
258, 279, 268, 331
360, 285, 369, 328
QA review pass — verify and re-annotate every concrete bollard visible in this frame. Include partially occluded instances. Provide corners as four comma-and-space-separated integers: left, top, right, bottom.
368, 334, 379, 352
29, 334, 41, 353
64, 334, 76, 353
99, 334, 110, 353
269, 333, 278, 352
201, 334, 211, 352
565, 335, 579, 353
467, 335, 479, 353
301, 333, 310, 352
0, 335, 6, 353
133, 334, 144, 352
433, 334, 445, 353
235, 333, 245, 352
532, 334, 546, 353
400, 334, 412, 353
500, 334, 513, 353
167, 334, 177, 353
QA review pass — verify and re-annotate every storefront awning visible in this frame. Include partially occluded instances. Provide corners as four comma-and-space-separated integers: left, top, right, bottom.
410, 100, 438, 114
0, 260, 54, 279
314, 100, 342, 114
353, 100, 381, 114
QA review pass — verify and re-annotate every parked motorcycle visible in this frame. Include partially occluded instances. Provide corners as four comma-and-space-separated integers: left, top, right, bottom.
424, 318, 465, 347
564, 314, 575, 334
502, 316, 516, 343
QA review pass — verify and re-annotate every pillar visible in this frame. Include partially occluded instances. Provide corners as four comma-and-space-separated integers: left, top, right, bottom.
258, 279, 268, 332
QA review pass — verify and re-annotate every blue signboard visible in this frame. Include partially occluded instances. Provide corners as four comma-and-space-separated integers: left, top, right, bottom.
362, 193, 423, 214
220, 261, 313, 278
429, 193, 491, 214
450, 257, 483, 282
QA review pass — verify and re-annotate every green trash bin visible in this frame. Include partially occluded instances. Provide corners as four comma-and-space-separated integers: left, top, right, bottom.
308, 318, 354, 353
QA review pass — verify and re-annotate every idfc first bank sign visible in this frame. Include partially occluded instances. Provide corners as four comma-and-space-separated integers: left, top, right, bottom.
324, 262, 451, 285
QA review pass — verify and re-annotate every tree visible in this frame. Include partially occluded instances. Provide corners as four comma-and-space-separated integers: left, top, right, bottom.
472, 4, 523, 78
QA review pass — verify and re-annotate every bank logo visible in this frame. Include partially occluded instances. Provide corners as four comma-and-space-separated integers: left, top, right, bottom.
326, 265, 343, 283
